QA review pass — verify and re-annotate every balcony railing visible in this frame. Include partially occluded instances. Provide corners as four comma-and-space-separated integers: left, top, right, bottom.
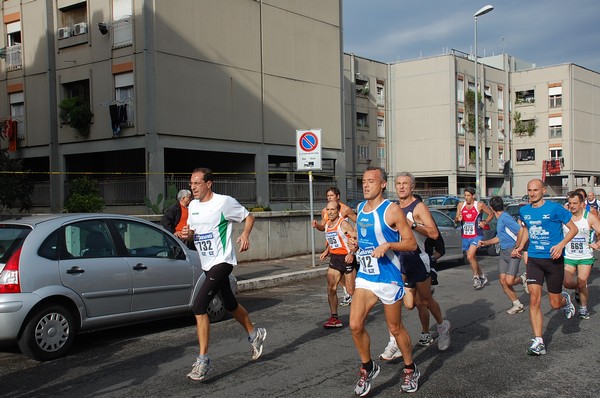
5, 44, 22, 71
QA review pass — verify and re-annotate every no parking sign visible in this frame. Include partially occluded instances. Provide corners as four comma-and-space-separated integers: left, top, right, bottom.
296, 129, 322, 171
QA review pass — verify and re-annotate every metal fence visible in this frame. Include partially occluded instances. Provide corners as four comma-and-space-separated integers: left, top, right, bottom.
28, 177, 348, 208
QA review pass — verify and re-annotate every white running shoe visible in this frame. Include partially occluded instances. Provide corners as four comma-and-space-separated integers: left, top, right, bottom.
561, 292, 575, 319
521, 273, 529, 294
187, 357, 212, 381
437, 320, 451, 351
340, 294, 352, 306
506, 302, 524, 314
379, 340, 402, 360
249, 327, 267, 360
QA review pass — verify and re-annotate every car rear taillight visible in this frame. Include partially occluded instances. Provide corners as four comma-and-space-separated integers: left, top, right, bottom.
0, 246, 21, 293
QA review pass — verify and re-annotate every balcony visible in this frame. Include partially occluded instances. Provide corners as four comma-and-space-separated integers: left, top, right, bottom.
2, 44, 22, 71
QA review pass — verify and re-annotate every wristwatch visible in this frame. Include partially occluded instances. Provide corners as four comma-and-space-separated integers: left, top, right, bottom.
411, 221, 417, 230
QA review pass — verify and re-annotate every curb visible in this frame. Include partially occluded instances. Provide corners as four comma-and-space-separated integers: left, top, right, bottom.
237, 267, 328, 292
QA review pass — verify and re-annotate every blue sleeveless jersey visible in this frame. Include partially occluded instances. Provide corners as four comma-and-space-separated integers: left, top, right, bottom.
355, 200, 403, 285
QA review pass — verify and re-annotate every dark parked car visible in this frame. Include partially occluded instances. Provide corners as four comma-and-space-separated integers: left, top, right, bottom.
0, 214, 236, 361
506, 203, 526, 222
425, 196, 460, 207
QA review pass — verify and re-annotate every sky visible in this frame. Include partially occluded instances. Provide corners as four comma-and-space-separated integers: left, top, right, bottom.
343, 0, 600, 72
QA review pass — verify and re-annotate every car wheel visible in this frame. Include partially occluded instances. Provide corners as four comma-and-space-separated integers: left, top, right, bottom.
207, 292, 226, 323
487, 243, 501, 256
18, 304, 76, 361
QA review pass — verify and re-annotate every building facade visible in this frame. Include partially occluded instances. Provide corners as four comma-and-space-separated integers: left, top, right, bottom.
0, 0, 345, 212
387, 51, 600, 197
343, 53, 389, 201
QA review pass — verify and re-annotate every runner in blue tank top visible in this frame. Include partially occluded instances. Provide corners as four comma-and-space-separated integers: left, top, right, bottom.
347, 167, 421, 395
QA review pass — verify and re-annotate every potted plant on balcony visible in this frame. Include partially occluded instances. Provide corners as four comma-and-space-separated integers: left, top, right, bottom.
59, 97, 94, 134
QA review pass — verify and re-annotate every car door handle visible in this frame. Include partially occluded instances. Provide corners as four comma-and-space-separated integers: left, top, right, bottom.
132, 263, 148, 271
66, 266, 85, 274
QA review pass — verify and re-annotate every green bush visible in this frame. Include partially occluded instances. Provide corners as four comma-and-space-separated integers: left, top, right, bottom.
59, 97, 94, 134
64, 177, 105, 213
0, 149, 34, 212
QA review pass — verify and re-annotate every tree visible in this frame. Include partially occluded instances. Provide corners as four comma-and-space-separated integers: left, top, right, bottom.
0, 149, 34, 213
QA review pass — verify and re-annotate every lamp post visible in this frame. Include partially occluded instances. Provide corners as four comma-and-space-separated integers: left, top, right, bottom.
473, 4, 493, 197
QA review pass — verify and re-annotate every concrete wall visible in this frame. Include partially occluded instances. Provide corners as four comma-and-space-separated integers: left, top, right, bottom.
144, 210, 326, 262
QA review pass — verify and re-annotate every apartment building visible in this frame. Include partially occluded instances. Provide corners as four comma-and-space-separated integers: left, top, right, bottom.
387, 52, 600, 197
0, 0, 344, 212
343, 53, 389, 200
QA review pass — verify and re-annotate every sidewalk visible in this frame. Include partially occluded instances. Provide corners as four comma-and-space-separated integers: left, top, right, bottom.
234, 254, 329, 292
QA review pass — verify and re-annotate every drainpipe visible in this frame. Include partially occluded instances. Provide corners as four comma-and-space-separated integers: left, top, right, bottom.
350, 53, 357, 197
46, 0, 61, 212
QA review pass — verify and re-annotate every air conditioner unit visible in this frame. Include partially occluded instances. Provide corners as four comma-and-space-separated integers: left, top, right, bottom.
58, 27, 71, 40
73, 22, 88, 35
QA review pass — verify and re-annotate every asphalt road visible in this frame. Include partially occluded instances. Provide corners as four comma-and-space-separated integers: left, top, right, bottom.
1, 255, 599, 397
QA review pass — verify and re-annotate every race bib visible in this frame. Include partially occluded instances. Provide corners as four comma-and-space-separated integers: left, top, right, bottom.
325, 231, 342, 249
569, 237, 586, 254
357, 247, 380, 275
462, 222, 475, 235
194, 232, 216, 257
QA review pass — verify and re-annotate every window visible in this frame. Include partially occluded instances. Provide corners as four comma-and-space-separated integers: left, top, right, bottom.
549, 116, 562, 139
549, 94, 562, 108
469, 145, 476, 164
356, 77, 369, 95
549, 86, 562, 108
64, 220, 115, 259
357, 145, 370, 160
457, 77, 464, 102
549, 126, 562, 139
485, 116, 491, 130
486, 147, 492, 161
58, 1, 87, 28
113, 0, 133, 48
516, 148, 535, 162
498, 118, 504, 140
550, 148, 562, 159
484, 85, 492, 98
115, 72, 134, 126
356, 112, 368, 128
376, 84, 385, 106
457, 111, 465, 135
376, 118, 384, 138
516, 89, 535, 104
9, 92, 25, 140
5, 21, 22, 70
377, 145, 385, 159
458, 144, 465, 167
115, 220, 183, 259
497, 86, 504, 110
63, 79, 90, 107
468, 81, 475, 93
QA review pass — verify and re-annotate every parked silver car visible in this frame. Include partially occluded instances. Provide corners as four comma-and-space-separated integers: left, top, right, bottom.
429, 209, 466, 264
0, 214, 236, 361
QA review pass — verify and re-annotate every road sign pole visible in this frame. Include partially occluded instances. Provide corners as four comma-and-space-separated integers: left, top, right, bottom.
309, 170, 315, 267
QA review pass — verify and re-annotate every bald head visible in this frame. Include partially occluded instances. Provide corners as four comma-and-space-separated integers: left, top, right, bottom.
527, 179, 546, 205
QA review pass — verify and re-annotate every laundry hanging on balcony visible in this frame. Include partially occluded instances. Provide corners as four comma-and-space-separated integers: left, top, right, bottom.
109, 103, 128, 136
0, 118, 18, 152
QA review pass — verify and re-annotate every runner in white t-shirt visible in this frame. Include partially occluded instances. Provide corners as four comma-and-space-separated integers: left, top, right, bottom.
182, 168, 266, 381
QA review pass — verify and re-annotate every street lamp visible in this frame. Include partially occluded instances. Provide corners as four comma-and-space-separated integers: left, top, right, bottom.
473, 4, 493, 197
